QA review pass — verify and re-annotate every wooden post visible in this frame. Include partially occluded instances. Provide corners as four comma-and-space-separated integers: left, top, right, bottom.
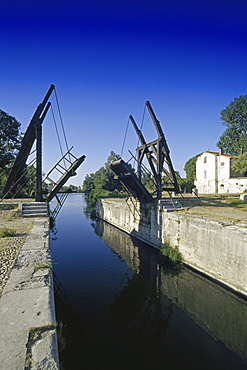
3, 85, 54, 197
35, 102, 51, 202
35, 119, 42, 201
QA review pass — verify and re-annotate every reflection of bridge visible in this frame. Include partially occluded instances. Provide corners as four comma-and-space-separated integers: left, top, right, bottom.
95, 218, 247, 365
52, 272, 88, 369
94, 218, 175, 361
53, 272, 69, 306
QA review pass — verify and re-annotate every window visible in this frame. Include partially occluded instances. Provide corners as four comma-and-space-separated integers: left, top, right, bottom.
203, 170, 207, 179
220, 162, 225, 166
204, 156, 207, 163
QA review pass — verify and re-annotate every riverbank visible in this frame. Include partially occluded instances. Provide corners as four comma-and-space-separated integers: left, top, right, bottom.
0, 202, 59, 369
97, 196, 247, 297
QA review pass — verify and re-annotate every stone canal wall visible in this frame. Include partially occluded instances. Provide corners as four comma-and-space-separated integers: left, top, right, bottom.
97, 220, 247, 363
97, 198, 247, 296
0, 218, 59, 369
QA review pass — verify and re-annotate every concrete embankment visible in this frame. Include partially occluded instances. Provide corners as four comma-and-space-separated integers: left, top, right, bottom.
97, 198, 247, 297
97, 219, 247, 363
0, 218, 59, 369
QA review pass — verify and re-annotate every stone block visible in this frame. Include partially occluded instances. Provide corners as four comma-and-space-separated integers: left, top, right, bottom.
240, 194, 247, 201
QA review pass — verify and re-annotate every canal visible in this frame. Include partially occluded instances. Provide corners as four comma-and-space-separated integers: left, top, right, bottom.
50, 193, 247, 370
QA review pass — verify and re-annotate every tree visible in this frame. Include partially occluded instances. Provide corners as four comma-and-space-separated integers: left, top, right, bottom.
0, 110, 21, 169
105, 150, 121, 165
82, 151, 124, 202
231, 152, 247, 175
184, 154, 200, 191
18, 164, 36, 197
217, 95, 247, 155
141, 172, 156, 192
0, 110, 38, 198
82, 173, 95, 194
0, 110, 22, 191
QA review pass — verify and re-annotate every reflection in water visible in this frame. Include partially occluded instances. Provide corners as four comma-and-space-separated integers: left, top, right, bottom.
95, 218, 247, 366
109, 274, 175, 366
50, 194, 247, 370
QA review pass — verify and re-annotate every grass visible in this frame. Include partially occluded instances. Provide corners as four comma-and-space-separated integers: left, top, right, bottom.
0, 204, 16, 211
176, 194, 247, 218
0, 227, 16, 238
160, 243, 182, 264
0, 202, 33, 251
0, 205, 20, 220
34, 262, 52, 271
179, 193, 247, 208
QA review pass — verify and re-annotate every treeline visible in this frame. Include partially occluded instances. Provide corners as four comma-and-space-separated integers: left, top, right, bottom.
0, 109, 37, 198
82, 151, 126, 203
82, 150, 192, 202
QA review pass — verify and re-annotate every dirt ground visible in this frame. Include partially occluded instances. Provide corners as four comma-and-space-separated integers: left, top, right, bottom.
177, 195, 247, 226
0, 202, 33, 294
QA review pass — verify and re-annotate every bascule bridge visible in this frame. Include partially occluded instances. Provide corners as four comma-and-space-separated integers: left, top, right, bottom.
108, 101, 181, 208
2, 85, 86, 211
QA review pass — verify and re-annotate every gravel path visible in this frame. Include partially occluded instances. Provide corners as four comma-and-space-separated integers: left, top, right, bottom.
0, 209, 33, 295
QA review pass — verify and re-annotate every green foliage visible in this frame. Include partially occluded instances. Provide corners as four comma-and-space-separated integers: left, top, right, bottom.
0, 110, 21, 170
227, 198, 247, 210
0, 110, 39, 198
174, 171, 187, 193
34, 262, 52, 271
82, 173, 95, 194
163, 171, 187, 193
22, 165, 36, 197
217, 95, 247, 155
160, 243, 182, 264
141, 172, 156, 192
105, 150, 121, 165
0, 109, 22, 192
82, 151, 125, 203
183, 154, 200, 191
231, 152, 247, 174
83, 199, 98, 220
5, 164, 36, 198
141, 170, 186, 194
59, 184, 81, 193
0, 227, 16, 238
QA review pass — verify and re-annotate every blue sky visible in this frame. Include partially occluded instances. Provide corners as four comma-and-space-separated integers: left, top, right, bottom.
1, 1, 247, 185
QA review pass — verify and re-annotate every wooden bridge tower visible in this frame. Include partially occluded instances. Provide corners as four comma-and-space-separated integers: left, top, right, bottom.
2, 85, 86, 202
130, 101, 179, 199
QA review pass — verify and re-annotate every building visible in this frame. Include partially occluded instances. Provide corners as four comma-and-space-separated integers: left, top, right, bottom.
194, 150, 247, 194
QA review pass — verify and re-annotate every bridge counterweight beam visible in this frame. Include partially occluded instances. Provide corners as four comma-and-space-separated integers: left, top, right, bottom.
3, 85, 55, 197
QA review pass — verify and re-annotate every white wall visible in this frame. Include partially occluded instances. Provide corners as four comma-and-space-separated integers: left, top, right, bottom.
195, 152, 217, 193
195, 152, 247, 194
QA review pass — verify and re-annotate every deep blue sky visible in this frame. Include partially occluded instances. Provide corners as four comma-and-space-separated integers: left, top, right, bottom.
1, 1, 247, 184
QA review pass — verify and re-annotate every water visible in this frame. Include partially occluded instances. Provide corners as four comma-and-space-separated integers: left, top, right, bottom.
50, 193, 247, 370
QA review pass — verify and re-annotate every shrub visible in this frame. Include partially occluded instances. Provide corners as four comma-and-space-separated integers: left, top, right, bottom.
160, 243, 182, 264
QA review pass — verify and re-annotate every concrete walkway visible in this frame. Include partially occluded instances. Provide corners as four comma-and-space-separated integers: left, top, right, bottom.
0, 218, 59, 369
